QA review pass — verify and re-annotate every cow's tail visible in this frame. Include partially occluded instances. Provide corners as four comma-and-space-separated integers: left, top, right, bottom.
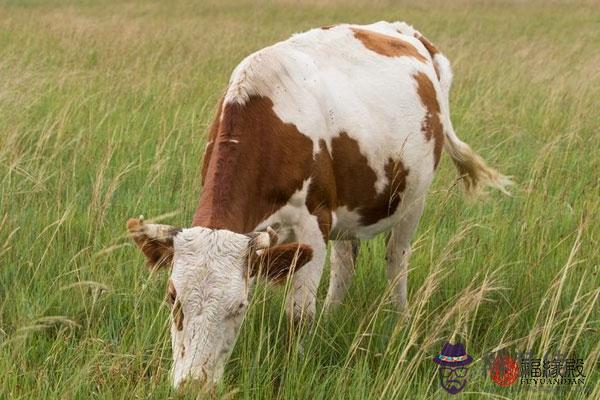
443, 116, 512, 196
413, 29, 513, 196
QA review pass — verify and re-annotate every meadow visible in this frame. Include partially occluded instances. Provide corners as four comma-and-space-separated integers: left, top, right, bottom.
0, 0, 598, 398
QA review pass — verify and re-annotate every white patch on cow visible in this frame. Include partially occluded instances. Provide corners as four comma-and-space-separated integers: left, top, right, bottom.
170, 228, 251, 388
389, 21, 418, 36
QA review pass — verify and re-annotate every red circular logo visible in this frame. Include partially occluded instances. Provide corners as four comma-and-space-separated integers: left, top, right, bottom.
489, 355, 520, 387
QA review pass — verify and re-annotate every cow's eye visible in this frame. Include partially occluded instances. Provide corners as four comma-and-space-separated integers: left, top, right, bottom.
166, 280, 177, 306
229, 301, 247, 317
167, 290, 176, 305
173, 300, 184, 331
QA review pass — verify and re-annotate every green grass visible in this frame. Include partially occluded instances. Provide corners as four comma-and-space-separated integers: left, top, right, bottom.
0, 0, 599, 399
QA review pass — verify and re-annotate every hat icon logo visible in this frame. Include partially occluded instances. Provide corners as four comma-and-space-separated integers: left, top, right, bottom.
433, 342, 473, 395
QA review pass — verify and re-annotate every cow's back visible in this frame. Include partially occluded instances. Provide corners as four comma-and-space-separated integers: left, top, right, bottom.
200, 21, 447, 240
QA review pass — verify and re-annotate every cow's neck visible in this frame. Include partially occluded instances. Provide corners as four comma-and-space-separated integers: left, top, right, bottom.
192, 96, 313, 233
192, 136, 260, 233
192, 98, 262, 233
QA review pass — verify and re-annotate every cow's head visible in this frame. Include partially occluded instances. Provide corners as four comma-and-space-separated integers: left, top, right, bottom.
126, 217, 312, 390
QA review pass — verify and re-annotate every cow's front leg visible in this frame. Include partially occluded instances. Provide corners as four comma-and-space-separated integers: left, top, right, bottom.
284, 214, 327, 324
323, 240, 359, 313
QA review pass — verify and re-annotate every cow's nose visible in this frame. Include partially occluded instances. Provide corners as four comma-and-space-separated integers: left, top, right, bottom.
177, 373, 212, 393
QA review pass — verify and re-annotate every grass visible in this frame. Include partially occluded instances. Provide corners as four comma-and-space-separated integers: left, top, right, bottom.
0, 0, 599, 398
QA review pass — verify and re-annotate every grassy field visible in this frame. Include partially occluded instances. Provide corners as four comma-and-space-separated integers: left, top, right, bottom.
1, 0, 599, 398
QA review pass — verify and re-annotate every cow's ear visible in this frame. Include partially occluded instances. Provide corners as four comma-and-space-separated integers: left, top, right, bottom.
127, 217, 181, 269
246, 226, 279, 252
248, 243, 313, 283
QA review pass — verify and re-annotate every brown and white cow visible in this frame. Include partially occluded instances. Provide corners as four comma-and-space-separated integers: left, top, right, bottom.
127, 21, 510, 390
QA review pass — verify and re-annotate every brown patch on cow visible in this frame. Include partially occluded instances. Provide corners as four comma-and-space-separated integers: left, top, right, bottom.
307, 133, 409, 228
321, 24, 337, 30
351, 28, 426, 62
249, 243, 313, 283
413, 33, 441, 80
193, 96, 314, 233
173, 300, 184, 331
431, 63, 441, 81
330, 133, 408, 225
201, 95, 225, 185
414, 33, 438, 55
413, 72, 444, 168
305, 139, 336, 240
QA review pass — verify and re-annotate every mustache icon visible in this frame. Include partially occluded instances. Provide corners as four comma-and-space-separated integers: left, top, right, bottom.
442, 379, 466, 394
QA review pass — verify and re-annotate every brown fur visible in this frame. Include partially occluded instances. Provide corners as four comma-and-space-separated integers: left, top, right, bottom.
249, 243, 313, 283
351, 28, 426, 62
305, 139, 336, 240
193, 96, 314, 232
414, 33, 438, 55
201, 96, 225, 185
127, 219, 178, 269
413, 32, 441, 80
413, 72, 444, 168
307, 133, 409, 228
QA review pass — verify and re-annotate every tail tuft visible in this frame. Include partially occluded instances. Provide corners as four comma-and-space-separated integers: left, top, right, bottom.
444, 138, 513, 196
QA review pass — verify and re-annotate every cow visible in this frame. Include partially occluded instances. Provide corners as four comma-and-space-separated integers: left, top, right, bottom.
127, 21, 511, 390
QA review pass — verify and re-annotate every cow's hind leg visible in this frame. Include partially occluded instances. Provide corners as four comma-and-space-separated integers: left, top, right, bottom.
386, 200, 425, 314
323, 240, 359, 313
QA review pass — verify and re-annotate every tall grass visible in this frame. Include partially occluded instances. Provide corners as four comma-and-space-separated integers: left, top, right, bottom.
0, 1, 598, 399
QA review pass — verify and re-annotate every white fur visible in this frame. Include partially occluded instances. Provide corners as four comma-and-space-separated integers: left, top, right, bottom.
170, 228, 251, 388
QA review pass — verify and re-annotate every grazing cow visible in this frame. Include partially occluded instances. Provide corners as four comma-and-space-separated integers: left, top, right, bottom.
127, 21, 510, 390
